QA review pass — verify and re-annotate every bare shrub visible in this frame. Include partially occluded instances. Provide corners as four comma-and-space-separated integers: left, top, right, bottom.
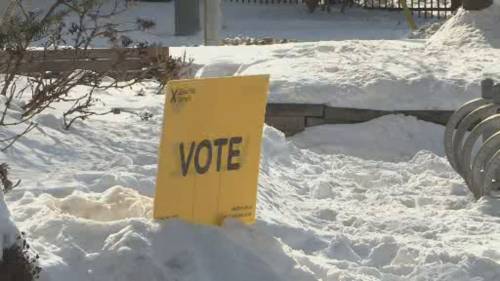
0, 0, 190, 151
0, 163, 20, 193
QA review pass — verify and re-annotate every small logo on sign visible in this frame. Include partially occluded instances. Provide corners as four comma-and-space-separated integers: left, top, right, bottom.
170, 87, 195, 104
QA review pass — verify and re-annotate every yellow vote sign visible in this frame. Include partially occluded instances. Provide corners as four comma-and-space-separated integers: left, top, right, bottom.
154, 75, 269, 225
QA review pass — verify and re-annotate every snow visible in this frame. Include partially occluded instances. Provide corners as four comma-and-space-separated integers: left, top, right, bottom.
0, 82, 499, 280
1, 0, 500, 280
291, 115, 445, 162
21, 0, 428, 47
174, 38, 500, 110
8, 185, 314, 281
117, 1, 427, 46
427, 6, 500, 49
166, 1, 500, 111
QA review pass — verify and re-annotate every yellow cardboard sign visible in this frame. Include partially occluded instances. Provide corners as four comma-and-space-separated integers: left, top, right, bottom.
154, 75, 269, 225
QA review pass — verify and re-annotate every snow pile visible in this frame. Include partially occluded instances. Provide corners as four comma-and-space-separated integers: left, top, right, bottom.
259, 126, 500, 281
177, 39, 500, 110
0, 191, 18, 260
291, 115, 445, 162
169, 0, 500, 112
2, 82, 500, 280
1, 2, 500, 278
9, 186, 314, 281
427, 4, 500, 49
0, 82, 314, 281
408, 21, 444, 39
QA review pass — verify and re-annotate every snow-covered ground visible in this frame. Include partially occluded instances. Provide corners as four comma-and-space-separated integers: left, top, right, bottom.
119, 1, 431, 45
172, 5, 500, 110
2, 88, 500, 281
174, 39, 499, 110
24, 0, 439, 47
291, 115, 446, 161
1, 1, 500, 281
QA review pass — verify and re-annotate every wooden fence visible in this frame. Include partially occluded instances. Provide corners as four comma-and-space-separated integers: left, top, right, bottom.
265, 103, 453, 136
225, 0, 461, 18
226, 0, 304, 3
0, 47, 170, 81
363, 0, 461, 18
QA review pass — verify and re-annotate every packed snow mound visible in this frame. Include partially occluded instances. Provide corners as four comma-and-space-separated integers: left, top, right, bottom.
3, 59, 500, 279
3, 84, 500, 280
175, 38, 500, 111
5, 120, 500, 281
428, 5, 500, 49
0, 191, 18, 260
291, 115, 445, 162
258, 127, 500, 281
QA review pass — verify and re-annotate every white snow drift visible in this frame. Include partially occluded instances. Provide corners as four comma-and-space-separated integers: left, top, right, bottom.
427, 5, 500, 49
0, 75, 499, 280
1, 1, 500, 281
291, 115, 445, 162
173, 4, 500, 111
4, 104, 500, 280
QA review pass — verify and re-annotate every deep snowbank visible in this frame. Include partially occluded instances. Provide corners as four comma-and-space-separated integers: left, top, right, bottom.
2, 83, 500, 280
9, 186, 314, 281
427, 4, 500, 49
174, 39, 500, 111
291, 115, 445, 162
259, 127, 500, 281
1, 2, 499, 279
171, 1, 500, 111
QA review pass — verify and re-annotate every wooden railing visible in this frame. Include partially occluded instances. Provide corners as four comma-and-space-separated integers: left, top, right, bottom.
266, 103, 453, 136
0, 47, 170, 81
